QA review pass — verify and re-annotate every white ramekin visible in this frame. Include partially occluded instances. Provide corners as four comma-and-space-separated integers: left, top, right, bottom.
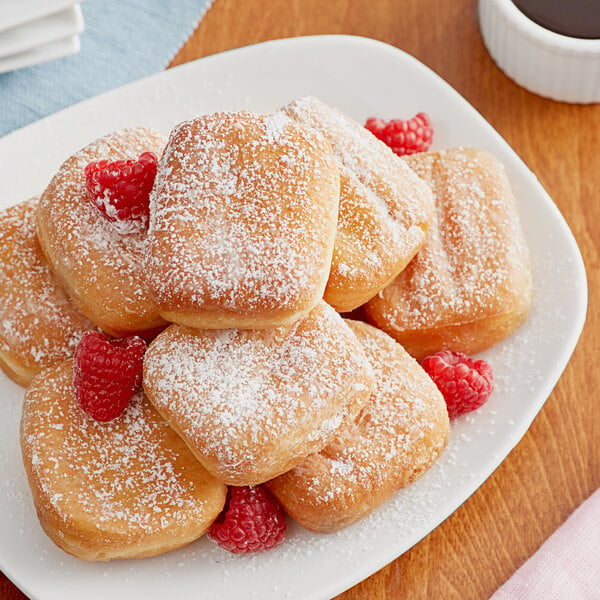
478, 0, 600, 103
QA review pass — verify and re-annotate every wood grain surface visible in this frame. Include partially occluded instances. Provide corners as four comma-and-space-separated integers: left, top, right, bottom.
2, 1, 598, 598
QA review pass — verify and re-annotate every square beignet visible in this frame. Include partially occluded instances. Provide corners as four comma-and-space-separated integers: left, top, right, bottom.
365, 147, 534, 360
267, 320, 449, 533
280, 97, 434, 312
142, 302, 375, 486
144, 111, 340, 329
0, 198, 93, 386
36, 128, 169, 337
21, 361, 227, 561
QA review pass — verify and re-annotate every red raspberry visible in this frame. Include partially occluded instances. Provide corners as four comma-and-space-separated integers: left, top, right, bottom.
421, 350, 494, 418
209, 486, 286, 553
85, 152, 158, 233
73, 331, 147, 422
365, 112, 433, 156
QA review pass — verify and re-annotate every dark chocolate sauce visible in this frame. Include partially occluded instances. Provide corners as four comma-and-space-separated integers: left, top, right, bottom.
512, 0, 600, 39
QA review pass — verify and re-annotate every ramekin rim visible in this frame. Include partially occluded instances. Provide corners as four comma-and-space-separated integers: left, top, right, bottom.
490, 0, 600, 54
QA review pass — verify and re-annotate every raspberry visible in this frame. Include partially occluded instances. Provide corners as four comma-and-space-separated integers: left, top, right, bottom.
421, 350, 494, 418
209, 485, 286, 553
85, 152, 158, 233
365, 112, 433, 156
73, 331, 147, 422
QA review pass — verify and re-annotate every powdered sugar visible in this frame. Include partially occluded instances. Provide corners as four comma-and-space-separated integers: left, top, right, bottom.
22, 362, 223, 550
280, 97, 434, 309
0, 199, 93, 379
282, 97, 432, 226
145, 112, 339, 321
268, 322, 448, 527
143, 303, 374, 484
368, 147, 534, 329
37, 128, 168, 334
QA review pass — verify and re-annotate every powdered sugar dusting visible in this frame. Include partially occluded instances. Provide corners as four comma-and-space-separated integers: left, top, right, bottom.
268, 322, 448, 528
368, 148, 534, 329
143, 303, 374, 483
22, 362, 223, 550
37, 128, 168, 334
280, 97, 434, 307
263, 111, 289, 143
145, 112, 339, 319
0, 199, 93, 380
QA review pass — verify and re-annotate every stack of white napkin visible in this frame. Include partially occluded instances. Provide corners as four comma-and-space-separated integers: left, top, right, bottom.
0, 0, 84, 74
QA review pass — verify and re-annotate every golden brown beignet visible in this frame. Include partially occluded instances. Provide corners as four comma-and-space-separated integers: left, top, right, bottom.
280, 97, 434, 312
267, 320, 449, 533
21, 360, 227, 561
145, 111, 340, 329
0, 199, 93, 386
37, 128, 169, 337
143, 302, 375, 486
365, 147, 534, 360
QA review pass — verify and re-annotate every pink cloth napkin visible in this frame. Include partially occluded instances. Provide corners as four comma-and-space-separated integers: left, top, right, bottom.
491, 488, 600, 600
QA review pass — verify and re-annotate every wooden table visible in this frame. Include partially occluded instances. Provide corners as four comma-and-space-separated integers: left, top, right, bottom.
2, 0, 598, 598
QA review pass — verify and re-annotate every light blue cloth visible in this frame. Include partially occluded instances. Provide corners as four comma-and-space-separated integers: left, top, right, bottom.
0, 0, 213, 137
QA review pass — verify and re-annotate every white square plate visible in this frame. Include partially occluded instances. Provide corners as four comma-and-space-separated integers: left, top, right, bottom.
0, 35, 587, 600
0, 5, 83, 59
